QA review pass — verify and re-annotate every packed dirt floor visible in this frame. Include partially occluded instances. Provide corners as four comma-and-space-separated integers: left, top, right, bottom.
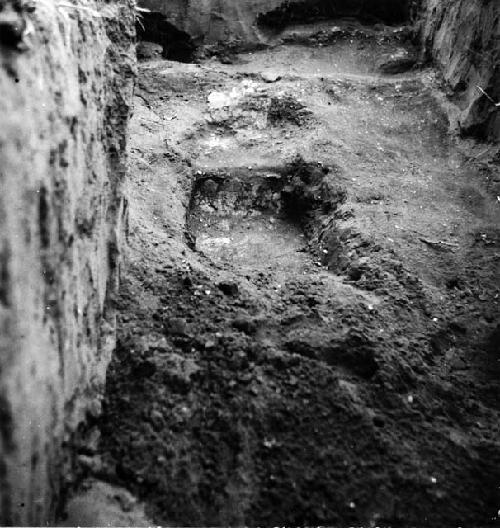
83, 22, 500, 527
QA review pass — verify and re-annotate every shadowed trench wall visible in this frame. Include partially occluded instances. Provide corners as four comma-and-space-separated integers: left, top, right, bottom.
0, 1, 135, 524
420, 0, 500, 140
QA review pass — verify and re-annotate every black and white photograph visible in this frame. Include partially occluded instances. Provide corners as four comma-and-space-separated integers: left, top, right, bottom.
0, 0, 499, 526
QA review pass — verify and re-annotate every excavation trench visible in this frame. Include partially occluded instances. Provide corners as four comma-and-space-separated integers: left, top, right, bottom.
138, 11, 197, 62
187, 162, 341, 277
1, 0, 500, 524
70, 21, 500, 528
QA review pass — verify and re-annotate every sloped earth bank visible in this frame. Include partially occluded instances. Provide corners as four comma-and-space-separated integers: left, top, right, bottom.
94, 25, 500, 526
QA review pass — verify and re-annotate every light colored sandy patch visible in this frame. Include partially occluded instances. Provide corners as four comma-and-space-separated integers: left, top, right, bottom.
59, 480, 153, 527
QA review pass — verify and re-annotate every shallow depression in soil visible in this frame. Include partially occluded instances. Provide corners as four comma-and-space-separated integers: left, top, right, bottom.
195, 211, 312, 273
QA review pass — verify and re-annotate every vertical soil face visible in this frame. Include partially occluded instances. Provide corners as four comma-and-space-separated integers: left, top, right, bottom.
92, 20, 500, 527
0, 1, 135, 524
420, 0, 500, 140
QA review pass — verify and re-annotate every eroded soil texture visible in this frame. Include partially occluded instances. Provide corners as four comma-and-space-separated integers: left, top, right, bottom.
94, 24, 500, 527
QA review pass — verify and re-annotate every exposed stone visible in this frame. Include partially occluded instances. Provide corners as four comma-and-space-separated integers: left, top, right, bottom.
378, 49, 417, 74
218, 281, 239, 296
58, 480, 152, 527
137, 41, 163, 61
167, 317, 190, 336
261, 71, 282, 83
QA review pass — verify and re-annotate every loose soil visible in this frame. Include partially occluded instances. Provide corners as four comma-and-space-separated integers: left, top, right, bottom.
90, 23, 500, 527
